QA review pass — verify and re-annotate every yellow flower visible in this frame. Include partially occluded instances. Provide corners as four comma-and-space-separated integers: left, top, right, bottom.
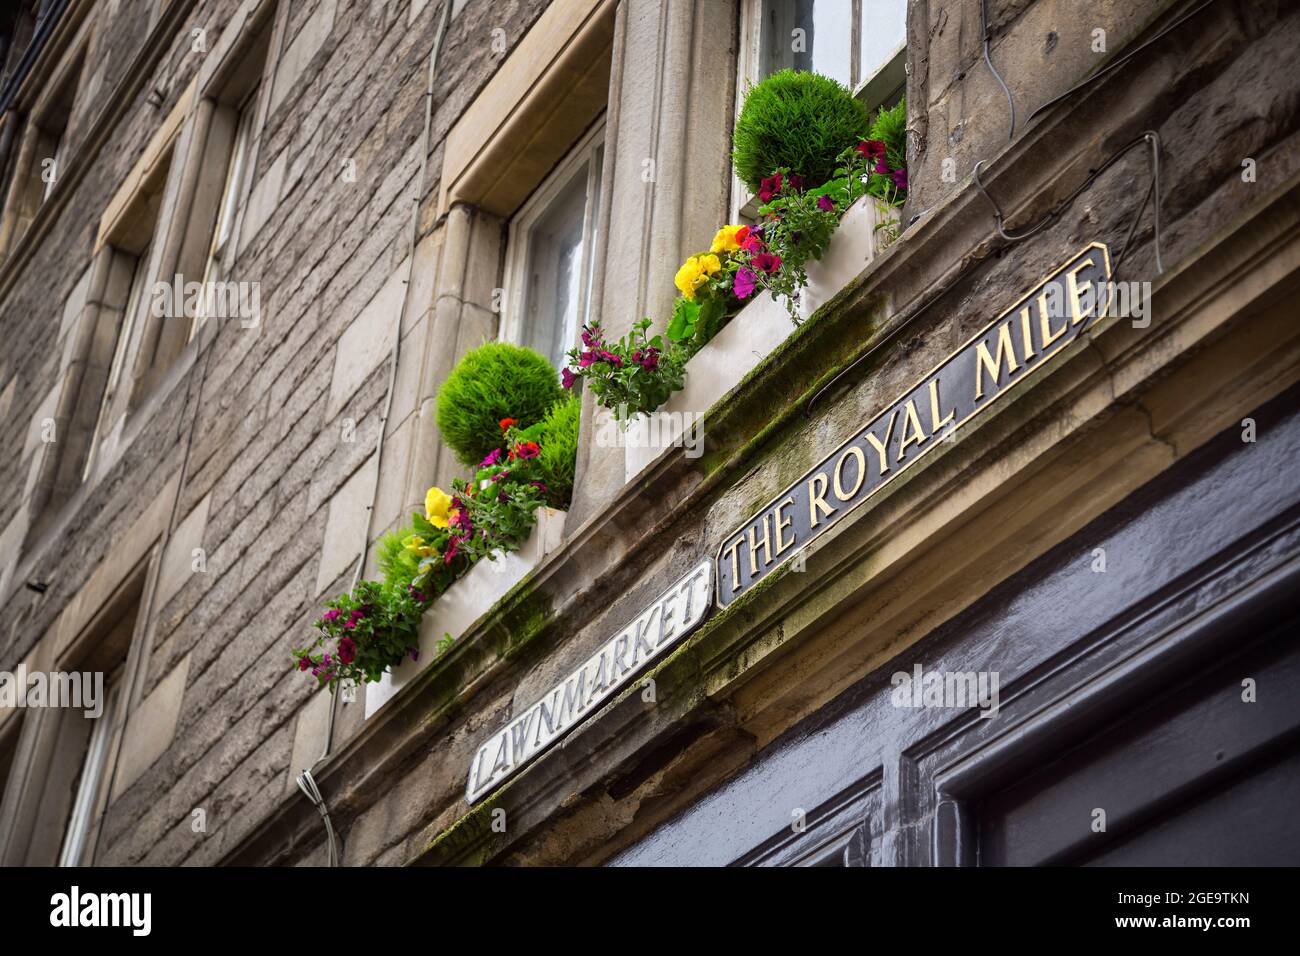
673, 253, 723, 300
401, 534, 435, 558
710, 224, 747, 254
425, 486, 453, 528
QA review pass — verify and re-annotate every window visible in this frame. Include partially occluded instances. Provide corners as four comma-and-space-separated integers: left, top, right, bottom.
0, 45, 85, 254
502, 122, 605, 371
0, 571, 141, 866
757, 0, 906, 100
733, 0, 906, 220
80, 142, 170, 482
0, 715, 21, 802
56, 677, 122, 867
200, 85, 258, 291
83, 235, 156, 481
191, 78, 262, 339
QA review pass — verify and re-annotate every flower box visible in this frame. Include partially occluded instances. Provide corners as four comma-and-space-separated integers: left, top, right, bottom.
624, 197, 896, 482
364, 507, 567, 717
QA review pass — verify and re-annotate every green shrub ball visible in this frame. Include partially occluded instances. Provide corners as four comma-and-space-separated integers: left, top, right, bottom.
436, 342, 564, 466
732, 69, 870, 192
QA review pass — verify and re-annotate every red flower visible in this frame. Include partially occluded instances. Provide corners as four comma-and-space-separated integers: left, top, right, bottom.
758, 173, 783, 203
752, 252, 783, 273
856, 139, 886, 161
498, 418, 517, 431
337, 637, 357, 664
510, 441, 540, 461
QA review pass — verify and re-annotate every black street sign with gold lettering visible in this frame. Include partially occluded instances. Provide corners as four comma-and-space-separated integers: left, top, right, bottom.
715, 242, 1112, 607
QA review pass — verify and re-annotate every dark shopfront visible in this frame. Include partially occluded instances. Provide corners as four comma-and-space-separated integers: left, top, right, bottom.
613, 382, 1300, 866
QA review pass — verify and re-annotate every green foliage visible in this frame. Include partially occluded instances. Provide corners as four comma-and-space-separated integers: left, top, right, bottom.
738, 119, 907, 322
666, 289, 730, 355
537, 396, 580, 509
731, 69, 870, 192
376, 527, 422, 594
870, 98, 907, 172
293, 580, 427, 688
450, 419, 551, 563
435, 342, 564, 466
564, 320, 688, 424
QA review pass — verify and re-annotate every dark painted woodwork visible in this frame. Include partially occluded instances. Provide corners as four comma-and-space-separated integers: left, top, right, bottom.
612, 382, 1300, 867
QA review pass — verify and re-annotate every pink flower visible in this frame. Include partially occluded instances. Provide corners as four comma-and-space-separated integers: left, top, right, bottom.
817, 195, 835, 212
581, 325, 602, 347
337, 636, 356, 664
598, 349, 622, 367
733, 267, 757, 299
511, 440, 541, 460
874, 158, 890, 175
741, 231, 765, 253
892, 168, 908, 190
321, 609, 341, 623
479, 448, 502, 468
561, 367, 576, 389
578, 350, 597, 368
788, 174, 805, 192
298, 656, 312, 671
752, 252, 782, 274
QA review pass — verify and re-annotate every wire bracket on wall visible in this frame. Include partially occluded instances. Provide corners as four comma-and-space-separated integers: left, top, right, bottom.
972, 129, 1163, 273
296, 769, 341, 867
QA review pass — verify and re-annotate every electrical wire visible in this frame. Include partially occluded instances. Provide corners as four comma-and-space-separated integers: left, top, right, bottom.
805, 129, 1163, 419
972, 129, 1163, 269
295, 769, 339, 866
981, 0, 1015, 143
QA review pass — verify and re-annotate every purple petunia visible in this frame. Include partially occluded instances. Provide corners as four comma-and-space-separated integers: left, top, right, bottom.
733, 267, 757, 300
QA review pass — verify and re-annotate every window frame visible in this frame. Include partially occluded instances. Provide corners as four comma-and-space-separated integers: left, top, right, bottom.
82, 237, 157, 482
500, 118, 606, 371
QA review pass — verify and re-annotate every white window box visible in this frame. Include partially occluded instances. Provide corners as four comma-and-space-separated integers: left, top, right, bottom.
364, 507, 567, 717
625, 196, 896, 482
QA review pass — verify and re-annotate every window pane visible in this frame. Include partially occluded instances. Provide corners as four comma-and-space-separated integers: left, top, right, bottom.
522, 160, 590, 369
860, 0, 906, 87
57, 681, 121, 866
761, 0, 853, 87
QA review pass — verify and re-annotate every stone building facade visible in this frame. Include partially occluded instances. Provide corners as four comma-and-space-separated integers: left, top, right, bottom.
0, 0, 1297, 867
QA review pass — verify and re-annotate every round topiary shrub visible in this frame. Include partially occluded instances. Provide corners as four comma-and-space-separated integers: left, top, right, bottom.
436, 342, 563, 466
537, 395, 580, 510
732, 69, 870, 193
